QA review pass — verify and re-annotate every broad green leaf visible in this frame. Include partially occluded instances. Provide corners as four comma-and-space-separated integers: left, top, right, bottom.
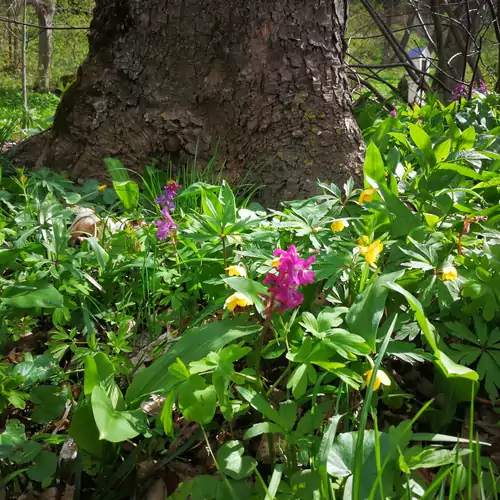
30, 386, 67, 424
363, 142, 385, 187
127, 320, 261, 405
68, 403, 107, 457
84, 352, 115, 397
177, 376, 217, 425
327, 430, 393, 499
27, 451, 57, 483
216, 440, 257, 480
346, 271, 404, 350
409, 124, 433, 163
91, 386, 148, 442
13, 354, 59, 387
113, 180, 139, 212
1, 283, 63, 309
201, 188, 223, 225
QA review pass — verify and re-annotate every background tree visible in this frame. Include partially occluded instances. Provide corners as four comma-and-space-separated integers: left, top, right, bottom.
13, 0, 365, 204
31, 0, 56, 92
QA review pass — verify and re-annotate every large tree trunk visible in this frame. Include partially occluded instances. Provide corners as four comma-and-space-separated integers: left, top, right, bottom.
18, 0, 364, 204
32, 0, 56, 92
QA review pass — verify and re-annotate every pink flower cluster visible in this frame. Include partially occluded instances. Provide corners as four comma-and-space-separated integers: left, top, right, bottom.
264, 246, 315, 312
155, 180, 181, 240
155, 180, 181, 213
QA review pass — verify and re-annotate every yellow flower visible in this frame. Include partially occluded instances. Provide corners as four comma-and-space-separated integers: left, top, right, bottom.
331, 219, 348, 232
98, 184, 108, 192
225, 264, 247, 278
358, 188, 376, 205
271, 257, 281, 268
442, 266, 458, 281
364, 369, 391, 391
224, 292, 253, 311
358, 237, 383, 267
19, 175, 27, 184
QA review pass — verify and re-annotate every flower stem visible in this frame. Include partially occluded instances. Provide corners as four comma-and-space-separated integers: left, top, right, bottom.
221, 233, 227, 269
358, 261, 370, 293
266, 363, 292, 398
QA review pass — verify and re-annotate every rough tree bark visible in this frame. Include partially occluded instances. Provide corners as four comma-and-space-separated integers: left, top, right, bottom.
31, 0, 56, 92
13, 0, 365, 204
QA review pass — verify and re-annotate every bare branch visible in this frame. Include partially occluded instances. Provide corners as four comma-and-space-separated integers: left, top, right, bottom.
0, 14, 89, 29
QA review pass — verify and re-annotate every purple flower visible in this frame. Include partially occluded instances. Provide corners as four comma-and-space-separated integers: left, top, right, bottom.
264, 245, 315, 312
389, 108, 397, 118
452, 83, 468, 101
156, 207, 178, 240
155, 180, 181, 213
479, 80, 488, 93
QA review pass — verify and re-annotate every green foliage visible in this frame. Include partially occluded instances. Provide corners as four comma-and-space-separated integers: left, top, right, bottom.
0, 91, 499, 497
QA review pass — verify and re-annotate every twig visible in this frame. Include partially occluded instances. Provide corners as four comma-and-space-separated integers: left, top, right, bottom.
347, 72, 395, 111
0, 15, 89, 29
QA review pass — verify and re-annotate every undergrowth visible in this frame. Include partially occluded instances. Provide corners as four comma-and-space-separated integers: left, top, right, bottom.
0, 91, 499, 499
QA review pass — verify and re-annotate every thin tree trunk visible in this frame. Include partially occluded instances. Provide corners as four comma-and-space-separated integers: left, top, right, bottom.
32, 0, 56, 92
12, 0, 365, 204
21, 0, 27, 112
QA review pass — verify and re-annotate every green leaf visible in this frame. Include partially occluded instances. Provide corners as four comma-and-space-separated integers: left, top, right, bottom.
384, 282, 437, 352
91, 385, 148, 442
368, 177, 419, 237
363, 142, 385, 187
409, 124, 433, 163
201, 188, 223, 225
1, 283, 63, 309
327, 431, 393, 498
216, 440, 257, 480
113, 180, 139, 212
86, 236, 109, 269
30, 386, 67, 424
437, 163, 485, 180
243, 422, 283, 440
237, 386, 288, 429
287, 364, 308, 399
317, 414, 343, 467
224, 277, 268, 314
177, 376, 217, 425
219, 181, 236, 227
84, 352, 115, 397
27, 451, 57, 483
127, 320, 261, 405
401, 446, 470, 471
0, 420, 29, 460
68, 403, 107, 457
13, 354, 59, 387
346, 271, 404, 350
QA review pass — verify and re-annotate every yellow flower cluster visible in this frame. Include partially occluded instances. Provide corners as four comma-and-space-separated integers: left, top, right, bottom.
358, 236, 383, 267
